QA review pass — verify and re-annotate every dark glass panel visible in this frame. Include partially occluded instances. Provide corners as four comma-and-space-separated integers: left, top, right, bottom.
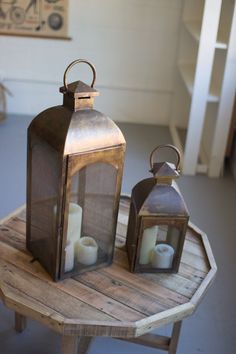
62, 162, 117, 274
139, 224, 180, 269
28, 135, 62, 276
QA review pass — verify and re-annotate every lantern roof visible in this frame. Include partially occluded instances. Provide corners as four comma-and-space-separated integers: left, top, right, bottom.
132, 178, 189, 218
29, 106, 125, 156
28, 59, 125, 156
151, 162, 179, 180
63, 108, 125, 155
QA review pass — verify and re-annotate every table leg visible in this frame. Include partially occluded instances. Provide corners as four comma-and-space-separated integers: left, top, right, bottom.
61, 336, 93, 354
168, 321, 182, 354
15, 312, 27, 333
61, 336, 79, 354
78, 337, 93, 354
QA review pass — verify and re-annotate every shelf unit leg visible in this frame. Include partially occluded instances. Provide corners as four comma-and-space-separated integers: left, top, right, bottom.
208, 1, 236, 177
182, 0, 222, 175
14, 312, 27, 333
168, 321, 182, 354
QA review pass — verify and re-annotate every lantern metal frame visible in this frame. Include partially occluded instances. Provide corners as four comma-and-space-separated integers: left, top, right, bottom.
126, 145, 189, 274
26, 59, 126, 281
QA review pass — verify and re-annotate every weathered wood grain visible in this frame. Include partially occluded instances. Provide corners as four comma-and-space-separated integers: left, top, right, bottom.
169, 321, 182, 354
135, 303, 194, 337
113, 248, 207, 298
0, 226, 26, 252
0, 241, 144, 322
0, 198, 216, 339
0, 260, 115, 322
119, 333, 170, 351
6, 217, 26, 235
61, 335, 79, 354
101, 264, 189, 307
75, 270, 168, 315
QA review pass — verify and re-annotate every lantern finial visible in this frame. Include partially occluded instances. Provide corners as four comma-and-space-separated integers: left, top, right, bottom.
60, 59, 99, 111
149, 144, 181, 183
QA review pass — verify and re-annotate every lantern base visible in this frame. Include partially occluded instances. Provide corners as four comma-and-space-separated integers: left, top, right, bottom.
127, 253, 179, 274
61, 247, 113, 281
27, 237, 114, 281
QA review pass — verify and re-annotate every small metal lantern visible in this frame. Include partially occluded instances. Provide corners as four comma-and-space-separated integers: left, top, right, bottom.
126, 144, 189, 273
26, 59, 126, 281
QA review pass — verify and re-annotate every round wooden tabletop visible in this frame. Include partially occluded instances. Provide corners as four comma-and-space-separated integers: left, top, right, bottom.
0, 198, 216, 338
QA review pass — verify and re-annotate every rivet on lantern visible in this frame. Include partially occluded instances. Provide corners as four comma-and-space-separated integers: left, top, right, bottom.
126, 144, 189, 273
26, 59, 126, 281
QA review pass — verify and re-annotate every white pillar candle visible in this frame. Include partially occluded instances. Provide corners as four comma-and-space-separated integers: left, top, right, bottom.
151, 243, 175, 269
77, 236, 98, 266
139, 226, 158, 264
54, 202, 82, 245
67, 203, 82, 244
64, 241, 74, 272
54, 202, 82, 272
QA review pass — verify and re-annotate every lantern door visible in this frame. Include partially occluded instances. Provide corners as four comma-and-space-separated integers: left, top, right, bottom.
59, 146, 124, 279
135, 217, 187, 273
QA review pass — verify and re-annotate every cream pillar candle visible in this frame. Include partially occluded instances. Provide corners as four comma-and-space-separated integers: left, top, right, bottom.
65, 203, 83, 262
53, 202, 82, 244
64, 241, 74, 272
67, 203, 82, 244
151, 243, 174, 269
139, 225, 158, 264
54, 202, 82, 271
77, 236, 98, 266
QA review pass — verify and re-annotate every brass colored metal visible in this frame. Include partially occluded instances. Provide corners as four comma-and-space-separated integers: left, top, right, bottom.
26, 59, 126, 281
149, 144, 181, 172
60, 60, 99, 111
126, 144, 189, 274
60, 81, 99, 99
62, 95, 94, 111
149, 144, 181, 183
63, 59, 97, 90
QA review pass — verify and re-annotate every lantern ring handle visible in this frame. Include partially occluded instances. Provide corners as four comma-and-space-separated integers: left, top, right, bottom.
63, 59, 96, 91
149, 144, 181, 172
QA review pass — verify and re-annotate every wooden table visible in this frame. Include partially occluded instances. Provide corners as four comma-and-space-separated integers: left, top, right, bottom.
0, 198, 216, 354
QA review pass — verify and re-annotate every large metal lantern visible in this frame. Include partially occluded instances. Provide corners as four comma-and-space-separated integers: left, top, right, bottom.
126, 144, 189, 273
26, 59, 126, 281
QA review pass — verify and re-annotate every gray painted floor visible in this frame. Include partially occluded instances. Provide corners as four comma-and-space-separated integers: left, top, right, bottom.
0, 115, 236, 354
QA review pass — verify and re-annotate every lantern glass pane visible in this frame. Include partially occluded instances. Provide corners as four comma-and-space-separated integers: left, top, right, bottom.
63, 162, 117, 274
139, 224, 181, 269
28, 137, 62, 275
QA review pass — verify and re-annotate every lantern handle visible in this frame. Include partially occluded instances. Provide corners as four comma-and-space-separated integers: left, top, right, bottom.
149, 144, 181, 172
63, 59, 96, 91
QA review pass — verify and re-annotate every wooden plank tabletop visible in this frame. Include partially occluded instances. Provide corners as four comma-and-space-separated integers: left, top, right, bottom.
0, 198, 216, 338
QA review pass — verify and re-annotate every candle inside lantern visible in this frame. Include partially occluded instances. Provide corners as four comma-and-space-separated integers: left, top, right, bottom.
67, 203, 83, 245
77, 236, 98, 265
139, 225, 158, 264
68, 203, 83, 262
151, 243, 174, 269
64, 241, 74, 272
54, 202, 82, 247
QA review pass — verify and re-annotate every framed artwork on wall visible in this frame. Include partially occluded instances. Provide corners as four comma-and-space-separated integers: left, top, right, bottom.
0, 0, 70, 40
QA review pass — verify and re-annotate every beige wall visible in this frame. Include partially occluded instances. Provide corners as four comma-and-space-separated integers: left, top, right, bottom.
0, 0, 182, 125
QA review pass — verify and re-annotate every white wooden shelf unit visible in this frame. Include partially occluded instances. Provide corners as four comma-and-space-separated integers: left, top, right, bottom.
170, 0, 236, 177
